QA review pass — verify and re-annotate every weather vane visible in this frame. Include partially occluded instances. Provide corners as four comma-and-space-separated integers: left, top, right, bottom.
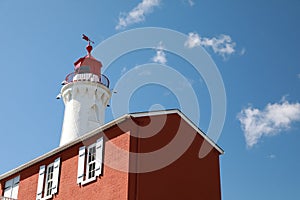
82, 34, 94, 46
82, 34, 94, 54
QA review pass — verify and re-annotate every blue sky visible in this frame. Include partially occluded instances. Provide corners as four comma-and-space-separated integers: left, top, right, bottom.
0, 0, 300, 199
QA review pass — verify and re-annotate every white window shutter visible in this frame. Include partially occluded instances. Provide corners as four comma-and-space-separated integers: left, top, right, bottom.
36, 165, 45, 200
11, 176, 20, 199
95, 137, 103, 177
77, 146, 86, 184
3, 179, 13, 198
52, 157, 61, 195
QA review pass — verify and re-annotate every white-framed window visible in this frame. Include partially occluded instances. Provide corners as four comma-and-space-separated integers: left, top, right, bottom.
3, 175, 20, 199
77, 137, 103, 185
86, 144, 96, 179
44, 163, 54, 197
36, 157, 60, 200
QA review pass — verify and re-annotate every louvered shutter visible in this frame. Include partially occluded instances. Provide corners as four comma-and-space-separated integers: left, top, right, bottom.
11, 176, 20, 199
52, 157, 61, 194
77, 146, 86, 184
36, 165, 45, 200
3, 179, 13, 198
95, 137, 103, 177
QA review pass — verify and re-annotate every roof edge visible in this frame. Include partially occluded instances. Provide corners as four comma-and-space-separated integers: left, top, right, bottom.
0, 114, 130, 180
0, 109, 224, 180
130, 109, 224, 154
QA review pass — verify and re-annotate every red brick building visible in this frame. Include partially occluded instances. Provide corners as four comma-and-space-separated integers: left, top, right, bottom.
0, 37, 223, 200
0, 110, 223, 200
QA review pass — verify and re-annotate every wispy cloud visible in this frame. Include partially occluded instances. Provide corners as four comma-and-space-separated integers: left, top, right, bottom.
240, 48, 246, 56
175, 78, 195, 91
268, 154, 276, 159
297, 73, 300, 79
138, 70, 152, 76
237, 99, 300, 148
152, 42, 167, 64
120, 67, 127, 75
187, 0, 195, 6
184, 32, 236, 58
184, 32, 201, 48
163, 91, 171, 96
116, 0, 161, 30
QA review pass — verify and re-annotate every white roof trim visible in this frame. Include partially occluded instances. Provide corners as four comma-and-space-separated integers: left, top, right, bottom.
0, 109, 223, 180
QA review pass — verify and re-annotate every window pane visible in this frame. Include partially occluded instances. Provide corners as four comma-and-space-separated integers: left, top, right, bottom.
86, 145, 97, 179
45, 164, 54, 197
88, 163, 96, 179
4, 176, 20, 198
77, 66, 91, 73
47, 181, 53, 196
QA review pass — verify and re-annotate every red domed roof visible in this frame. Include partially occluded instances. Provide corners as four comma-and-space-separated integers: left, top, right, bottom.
74, 44, 102, 77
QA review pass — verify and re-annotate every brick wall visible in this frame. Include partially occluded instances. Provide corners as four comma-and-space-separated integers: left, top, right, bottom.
129, 114, 222, 200
2, 127, 130, 200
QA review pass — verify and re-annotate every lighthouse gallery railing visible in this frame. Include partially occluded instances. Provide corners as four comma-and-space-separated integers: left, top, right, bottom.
64, 72, 109, 88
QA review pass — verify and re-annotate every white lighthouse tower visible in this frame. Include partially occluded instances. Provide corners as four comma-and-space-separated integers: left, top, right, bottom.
59, 35, 111, 146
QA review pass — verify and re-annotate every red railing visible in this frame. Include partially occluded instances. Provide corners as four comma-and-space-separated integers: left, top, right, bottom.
65, 72, 109, 88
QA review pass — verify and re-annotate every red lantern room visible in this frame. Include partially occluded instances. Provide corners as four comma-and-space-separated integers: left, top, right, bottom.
64, 34, 109, 88
74, 44, 102, 77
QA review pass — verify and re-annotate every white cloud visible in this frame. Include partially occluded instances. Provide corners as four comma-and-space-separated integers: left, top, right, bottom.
297, 73, 300, 79
187, 0, 195, 6
240, 48, 246, 56
152, 50, 167, 64
121, 67, 127, 75
184, 32, 236, 58
163, 91, 171, 96
152, 42, 167, 64
116, 0, 161, 30
138, 70, 152, 76
268, 154, 276, 159
175, 78, 195, 91
238, 100, 300, 148
184, 32, 201, 48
